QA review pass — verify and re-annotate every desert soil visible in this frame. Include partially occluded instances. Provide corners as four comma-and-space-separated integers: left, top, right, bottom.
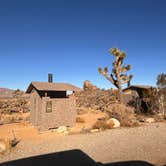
0, 122, 166, 166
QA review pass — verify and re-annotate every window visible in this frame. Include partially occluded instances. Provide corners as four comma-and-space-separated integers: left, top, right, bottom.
46, 101, 52, 113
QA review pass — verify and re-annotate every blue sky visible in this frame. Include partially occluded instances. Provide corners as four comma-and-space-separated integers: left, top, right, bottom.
0, 0, 166, 90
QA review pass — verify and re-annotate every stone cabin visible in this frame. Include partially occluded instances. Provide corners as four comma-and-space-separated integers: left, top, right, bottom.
26, 80, 81, 131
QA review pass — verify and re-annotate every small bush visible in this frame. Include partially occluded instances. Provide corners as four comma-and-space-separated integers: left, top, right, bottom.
92, 120, 113, 130
76, 117, 85, 123
105, 104, 137, 127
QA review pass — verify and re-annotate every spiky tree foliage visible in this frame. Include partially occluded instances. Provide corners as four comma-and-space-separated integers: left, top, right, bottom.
157, 73, 166, 88
98, 48, 133, 102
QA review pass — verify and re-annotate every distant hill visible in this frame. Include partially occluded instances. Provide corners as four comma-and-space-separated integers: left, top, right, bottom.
0, 88, 15, 98
0, 88, 29, 98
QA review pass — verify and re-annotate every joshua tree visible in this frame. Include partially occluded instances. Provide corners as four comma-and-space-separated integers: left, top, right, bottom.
157, 73, 166, 88
98, 48, 133, 102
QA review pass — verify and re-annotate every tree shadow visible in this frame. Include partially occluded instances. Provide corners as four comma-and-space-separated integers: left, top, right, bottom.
0, 149, 156, 166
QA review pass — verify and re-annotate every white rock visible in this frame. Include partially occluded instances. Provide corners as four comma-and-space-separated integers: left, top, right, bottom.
107, 118, 120, 128
56, 126, 67, 133
0, 140, 7, 154
90, 129, 99, 133
145, 118, 155, 123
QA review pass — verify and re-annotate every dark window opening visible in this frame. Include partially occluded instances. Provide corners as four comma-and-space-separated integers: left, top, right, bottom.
39, 91, 68, 98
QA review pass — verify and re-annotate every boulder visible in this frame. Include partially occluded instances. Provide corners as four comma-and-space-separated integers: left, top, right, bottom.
145, 118, 155, 123
106, 118, 120, 128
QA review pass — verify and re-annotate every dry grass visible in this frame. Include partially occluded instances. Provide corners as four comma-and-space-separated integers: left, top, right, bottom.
0, 113, 30, 125
76, 117, 85, 123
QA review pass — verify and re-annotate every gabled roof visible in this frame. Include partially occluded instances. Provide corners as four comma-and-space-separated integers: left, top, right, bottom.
123, 85, 154, 91
26, 82, 81, 93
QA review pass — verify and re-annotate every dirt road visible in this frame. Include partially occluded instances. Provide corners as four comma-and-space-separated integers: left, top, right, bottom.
0, 123, 166, 166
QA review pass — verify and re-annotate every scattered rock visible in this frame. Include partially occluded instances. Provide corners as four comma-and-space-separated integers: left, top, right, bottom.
139, 119, 145, 123
90, 129, 99, 133
0, 140, 7, 154
80, 127, 91, 134
145, 118, 155, 123
56, 126, 67, 133
106, 118, 120, 128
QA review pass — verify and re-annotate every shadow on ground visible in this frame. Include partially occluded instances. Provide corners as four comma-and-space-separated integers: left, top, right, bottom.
0, 149, 155, 166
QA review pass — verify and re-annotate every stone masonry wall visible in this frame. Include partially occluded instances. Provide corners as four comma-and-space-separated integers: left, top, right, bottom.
38, 97, 76, 131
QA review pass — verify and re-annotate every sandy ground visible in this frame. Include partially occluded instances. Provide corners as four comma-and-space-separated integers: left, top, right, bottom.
0, 122, 166, 166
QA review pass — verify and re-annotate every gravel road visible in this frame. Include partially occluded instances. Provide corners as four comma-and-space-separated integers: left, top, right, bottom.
1, 123, 166, 166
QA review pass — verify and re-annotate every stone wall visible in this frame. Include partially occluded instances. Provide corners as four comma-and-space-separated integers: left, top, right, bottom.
38, 96, 76, 131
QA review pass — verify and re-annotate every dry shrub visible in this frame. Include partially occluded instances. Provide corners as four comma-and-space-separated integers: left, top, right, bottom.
77, 108, 89, 115
105, 103, 137, 127
0, 131, 20, 155
0, 98, 30, 114
1, 115, 19, 124
76, 117, 85, 123
0, 139, 11, 155
3, 116, 17, 124
75, 88, 118, 111
92, 120, 113, 130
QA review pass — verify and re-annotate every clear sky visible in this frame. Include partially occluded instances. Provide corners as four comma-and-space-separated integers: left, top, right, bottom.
0, 0, 166, 90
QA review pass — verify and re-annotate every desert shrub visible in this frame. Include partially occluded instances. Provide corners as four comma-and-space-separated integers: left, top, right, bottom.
75, 88, 119, 112
92, 119, 114, 130
105, 104, 137, 127
0, 98, 30, 114
76, 117, 85, 123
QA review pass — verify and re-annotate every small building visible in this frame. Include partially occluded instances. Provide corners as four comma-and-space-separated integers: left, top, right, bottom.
26, 76, 81, 131
123, 85, 155, 112
123, 85, 154, 98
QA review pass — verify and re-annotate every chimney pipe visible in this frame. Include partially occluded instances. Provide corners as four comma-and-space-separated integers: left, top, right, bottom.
48, 73, 53, 83
127, 80, 131, 87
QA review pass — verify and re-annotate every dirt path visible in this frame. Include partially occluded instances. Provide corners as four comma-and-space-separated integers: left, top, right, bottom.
0, 122, 166, 166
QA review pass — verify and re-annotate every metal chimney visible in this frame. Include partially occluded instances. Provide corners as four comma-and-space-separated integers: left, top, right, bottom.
48, 73, 53, 83
127, 80, 131, 87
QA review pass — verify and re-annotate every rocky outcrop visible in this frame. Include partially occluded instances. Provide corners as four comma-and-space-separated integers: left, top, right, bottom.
83, 80, 99, 91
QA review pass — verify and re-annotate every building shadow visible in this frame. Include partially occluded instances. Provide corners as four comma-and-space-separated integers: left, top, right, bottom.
0, 149, 155, 166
